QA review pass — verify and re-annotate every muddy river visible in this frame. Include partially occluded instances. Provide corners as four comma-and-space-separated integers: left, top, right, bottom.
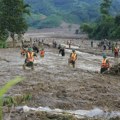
0, 42, 120, 119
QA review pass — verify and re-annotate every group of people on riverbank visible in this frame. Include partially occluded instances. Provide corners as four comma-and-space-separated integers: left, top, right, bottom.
21, 42, 45, 70
91, 39, 120, 73
20, 39, 78, 69
91, 39, 119, 57
21, 38, 119, 74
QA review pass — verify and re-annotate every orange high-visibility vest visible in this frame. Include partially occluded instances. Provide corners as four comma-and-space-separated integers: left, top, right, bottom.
71, 53, 77, 61
40, 50, 45, 57
27, 52, 34, 62
101, 59, 109, 68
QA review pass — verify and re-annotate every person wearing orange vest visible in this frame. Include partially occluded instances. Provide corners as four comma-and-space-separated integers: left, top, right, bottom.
69, 49, 77, 68
100, 54, 110, 73
23, 48, 37, 70
40, 48, 45, 58
114, 46, 119, 58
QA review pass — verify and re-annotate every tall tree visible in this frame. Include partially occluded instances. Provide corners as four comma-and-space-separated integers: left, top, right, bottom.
100, 0, 112, 18
0, 1, 8, 48
0, 0, 30, 47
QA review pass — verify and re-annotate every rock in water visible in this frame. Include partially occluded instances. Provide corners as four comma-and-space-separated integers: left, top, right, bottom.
23, 106, 30, 112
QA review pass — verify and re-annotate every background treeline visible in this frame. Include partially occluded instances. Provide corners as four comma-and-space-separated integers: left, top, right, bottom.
25, 0, 120, 29
80, 0, 120, 40
0, 0, 29, 48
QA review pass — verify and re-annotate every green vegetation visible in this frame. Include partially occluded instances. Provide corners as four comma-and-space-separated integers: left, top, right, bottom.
0, 0, 30, 47
0, 0, 120, 42
80, 0, 120, 40
25, 0, 120, 29
0, 77, 24, 120
3, 94, 32, 107
0, 31, 8, 48
24, 0, 100, 28
38, 14, 62, 29
0, 0, 8, 48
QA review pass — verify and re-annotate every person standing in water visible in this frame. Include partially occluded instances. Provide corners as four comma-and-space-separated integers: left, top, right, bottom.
68, 49, 77, 68
59, 46, 65, 56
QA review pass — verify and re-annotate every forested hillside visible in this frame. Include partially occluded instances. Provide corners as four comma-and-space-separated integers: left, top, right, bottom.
25, 0, 120, 28
80, 0, 120, 39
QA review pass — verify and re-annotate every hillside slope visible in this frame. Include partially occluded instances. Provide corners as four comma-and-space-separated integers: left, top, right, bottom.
25, 0, 120, 28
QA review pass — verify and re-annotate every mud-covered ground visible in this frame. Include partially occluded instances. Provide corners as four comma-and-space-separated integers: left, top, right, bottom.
1, 33, 120, 119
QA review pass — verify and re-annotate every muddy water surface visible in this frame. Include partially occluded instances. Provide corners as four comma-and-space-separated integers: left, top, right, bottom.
0, 47, 120, 119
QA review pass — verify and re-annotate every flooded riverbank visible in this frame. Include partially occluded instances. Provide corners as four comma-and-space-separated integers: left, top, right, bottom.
15, 106, 120, 120
0, 38, 120, 119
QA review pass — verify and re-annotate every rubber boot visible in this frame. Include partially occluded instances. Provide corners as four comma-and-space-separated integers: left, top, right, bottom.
73, 63, 75, 68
